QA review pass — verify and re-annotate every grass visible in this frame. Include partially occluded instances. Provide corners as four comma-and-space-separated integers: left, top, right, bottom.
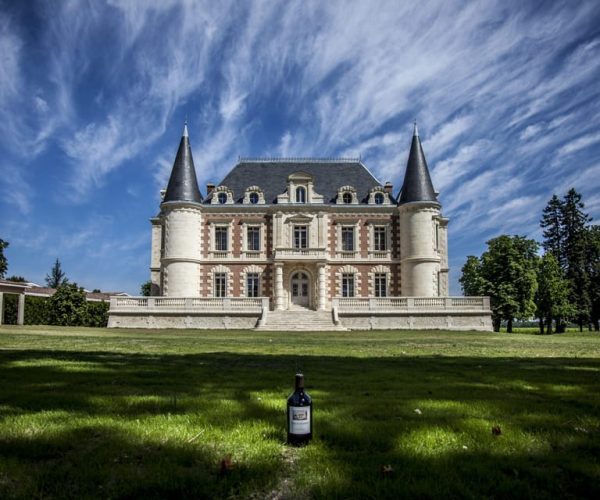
0, 326, 599, 499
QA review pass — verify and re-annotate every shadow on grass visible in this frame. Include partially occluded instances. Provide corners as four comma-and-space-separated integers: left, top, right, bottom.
0, 349, 599, 498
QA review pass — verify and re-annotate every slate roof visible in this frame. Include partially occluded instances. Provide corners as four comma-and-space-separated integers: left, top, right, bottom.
210, 159, 391, 204
399, 125, 439, 205
163, 125, 203, 203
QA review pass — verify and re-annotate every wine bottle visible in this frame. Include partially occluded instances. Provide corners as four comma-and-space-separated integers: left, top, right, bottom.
287, 373, 312, 445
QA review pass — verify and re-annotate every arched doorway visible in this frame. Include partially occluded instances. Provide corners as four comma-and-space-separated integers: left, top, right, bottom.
290, 271, 310, 308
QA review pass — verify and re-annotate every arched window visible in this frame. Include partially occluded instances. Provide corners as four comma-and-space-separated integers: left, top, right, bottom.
374, 192, 384, 205
342, 192, 352, 204
217, 192, 227, 204
296, 186, 306, 203
249, 192, 259, 204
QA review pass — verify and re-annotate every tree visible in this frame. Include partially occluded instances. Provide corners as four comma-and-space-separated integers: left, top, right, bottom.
46, 283, 88, 326
561, 189, 592, 331
460, 235, 538, 332
540, 194, 565, 267
586, 225, 600, 331
535, 253, 573, 334
45, 258, 68, 288
6, 275, 26, 282
140, 280, 152, 297
0, 239, 8, 279
459, 256, 484, 296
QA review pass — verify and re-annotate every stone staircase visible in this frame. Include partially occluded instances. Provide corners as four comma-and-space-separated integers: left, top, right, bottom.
256, 307, 347, 331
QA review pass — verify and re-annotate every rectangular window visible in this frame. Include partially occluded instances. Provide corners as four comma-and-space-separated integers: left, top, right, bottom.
341, 227, 355, 251
247, 226, 261, 251
214, 273, 227, 297
374, 226, 387, 251
294, 226, 308, 249
374, 273, 387, 297
246, 273, 260, 297
215, 227, 228, 251
342, 273, 355, 298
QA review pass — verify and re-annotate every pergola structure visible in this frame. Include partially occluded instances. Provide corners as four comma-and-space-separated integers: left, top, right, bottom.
0, 280, 29, 325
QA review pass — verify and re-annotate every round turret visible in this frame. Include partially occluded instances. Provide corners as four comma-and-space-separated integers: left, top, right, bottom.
399, 124, 442, 297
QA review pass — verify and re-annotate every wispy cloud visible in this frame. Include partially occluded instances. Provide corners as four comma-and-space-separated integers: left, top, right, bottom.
557, 131, 600, 157
1, 0, 599, 294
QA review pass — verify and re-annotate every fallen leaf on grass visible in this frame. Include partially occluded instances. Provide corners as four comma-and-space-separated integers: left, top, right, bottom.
492, 425, 502, 436
380, 464, 394, 476
414, 408, 422, 415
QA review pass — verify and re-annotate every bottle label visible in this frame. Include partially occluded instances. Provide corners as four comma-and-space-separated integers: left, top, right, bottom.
289, 406, 311, 435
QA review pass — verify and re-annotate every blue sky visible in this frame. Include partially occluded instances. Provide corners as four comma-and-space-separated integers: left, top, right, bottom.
1, 0, 599, 295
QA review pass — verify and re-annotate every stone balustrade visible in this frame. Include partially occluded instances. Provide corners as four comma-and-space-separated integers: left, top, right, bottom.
110, 296, 269, 313
332, 296, 490, 312
273, 248, 329, 260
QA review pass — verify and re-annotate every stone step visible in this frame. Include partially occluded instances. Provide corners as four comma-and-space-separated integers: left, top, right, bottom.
256, 308, 347, 331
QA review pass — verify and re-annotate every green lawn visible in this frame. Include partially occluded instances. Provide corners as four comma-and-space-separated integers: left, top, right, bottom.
0, 326, 599, 499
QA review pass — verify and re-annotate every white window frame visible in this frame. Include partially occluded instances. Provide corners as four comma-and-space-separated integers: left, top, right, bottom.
342, 273, 355, 298
374, 273, 387, 297
246, 273, 260, 297
341, 226, 355, 252
214, 226, 229, 252
246, 226, 261, 252
296, 186, 307, 203
214, 272, 227, 297
294, 225, 308, 249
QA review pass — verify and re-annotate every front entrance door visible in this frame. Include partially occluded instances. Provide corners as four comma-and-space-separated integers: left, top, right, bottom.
291, 272, 310, 308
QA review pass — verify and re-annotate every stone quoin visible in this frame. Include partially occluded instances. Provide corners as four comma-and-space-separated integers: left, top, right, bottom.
108, 123, 492, 330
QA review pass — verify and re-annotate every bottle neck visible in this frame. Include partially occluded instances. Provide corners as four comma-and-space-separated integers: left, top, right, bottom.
295, 373, 304, 391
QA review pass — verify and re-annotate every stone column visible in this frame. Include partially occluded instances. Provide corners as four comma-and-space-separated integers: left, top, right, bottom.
275, 264, 284, 310
318, 264, 327, 310
0, 292, 4, 325
17, 293, 25, 325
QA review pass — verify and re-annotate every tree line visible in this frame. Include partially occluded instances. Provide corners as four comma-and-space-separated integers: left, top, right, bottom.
0, 251, 108, 327
461, 188, 600, 333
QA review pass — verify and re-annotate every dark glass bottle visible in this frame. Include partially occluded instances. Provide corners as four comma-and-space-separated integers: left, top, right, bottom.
287, 373, 312, 445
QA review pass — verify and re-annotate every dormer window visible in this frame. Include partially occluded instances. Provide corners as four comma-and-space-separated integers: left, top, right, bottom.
210, 186, 234, 204
296, 186, 306, 203
368, 186, 391, 205
336, 185, 358, 204
277, 172, 324, 204
243, 186, 265, 205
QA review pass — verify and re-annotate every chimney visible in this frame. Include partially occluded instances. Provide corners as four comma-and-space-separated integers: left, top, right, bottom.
206, 183, 215, 195
384, 181, 393, 194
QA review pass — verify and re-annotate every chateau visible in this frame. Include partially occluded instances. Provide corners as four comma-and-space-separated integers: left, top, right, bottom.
108, 124, 492, 330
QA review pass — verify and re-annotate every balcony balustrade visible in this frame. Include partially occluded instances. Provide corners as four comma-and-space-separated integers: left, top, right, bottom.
274, 248, 329, 260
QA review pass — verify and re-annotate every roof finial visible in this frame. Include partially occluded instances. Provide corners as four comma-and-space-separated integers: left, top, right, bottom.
413, 120, 418, 137
183, 116, 189, 138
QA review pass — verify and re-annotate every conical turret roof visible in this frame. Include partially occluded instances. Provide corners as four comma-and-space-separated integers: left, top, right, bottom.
163, 123, 202, 203
399, 123, 438, 205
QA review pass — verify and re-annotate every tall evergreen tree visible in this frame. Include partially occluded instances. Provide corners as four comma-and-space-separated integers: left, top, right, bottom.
0, 239, 8, 279
561, 189, 592, 331
45, 258, 69, 288
540, 194, 564, 266
586, 225, 600, 331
